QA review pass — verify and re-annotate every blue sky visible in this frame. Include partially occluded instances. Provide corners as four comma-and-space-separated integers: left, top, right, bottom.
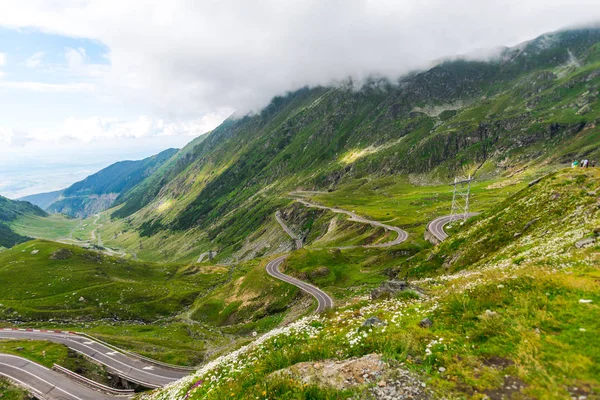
0, 28, 116, 133
0, 23, 229, 198
0, 0, 599, 199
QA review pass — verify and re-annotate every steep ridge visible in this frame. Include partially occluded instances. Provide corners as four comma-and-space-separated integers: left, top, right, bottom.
18, 190, 62, 210
21, 148, 178, 218
0, 195, 46, 248
112, 133, 211, 219
96, 27, 600, 263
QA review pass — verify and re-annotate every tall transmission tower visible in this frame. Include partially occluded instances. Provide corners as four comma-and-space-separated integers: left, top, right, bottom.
449, 175, 473, 224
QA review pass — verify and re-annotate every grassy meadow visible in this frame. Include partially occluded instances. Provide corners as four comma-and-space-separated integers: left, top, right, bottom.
145, 168, 600, 400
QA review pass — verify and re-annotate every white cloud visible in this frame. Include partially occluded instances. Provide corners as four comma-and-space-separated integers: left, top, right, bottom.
0, 126, 14, 143
1, 112, 230, 147
0, 126, 30, 147
0, 81, 94, 92
57, 113, 230, 142
0, 1, 599, 115
25, 51, 45, 68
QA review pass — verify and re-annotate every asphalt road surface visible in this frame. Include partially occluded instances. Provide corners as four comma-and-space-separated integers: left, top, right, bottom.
0, 353, 120, 400
266, 255, 334, 313
269, 201, 412, 313
1, 200, 410, 395
427, 213, 479, 242
0, 329, 190, 389
295, 199, 409, 247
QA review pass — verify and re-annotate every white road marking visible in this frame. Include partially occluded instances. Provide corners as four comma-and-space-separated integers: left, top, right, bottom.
0, 359, 82, 400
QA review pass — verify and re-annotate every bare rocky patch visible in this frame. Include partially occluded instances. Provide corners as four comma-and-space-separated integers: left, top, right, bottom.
50, 248, 73, 260
268, 353, 432, 399
484, 375, 528, 400
269, 354, 387, 390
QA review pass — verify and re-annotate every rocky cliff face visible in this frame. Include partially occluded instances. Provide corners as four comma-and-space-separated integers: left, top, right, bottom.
48, 193, 119, 218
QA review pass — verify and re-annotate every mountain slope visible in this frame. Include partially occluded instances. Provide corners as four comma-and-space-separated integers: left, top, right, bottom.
112, 132, 211, 218
145, 168, 600, 400
97, 27, 600, 263
23, 148, 178, 218
19, 189, 62, 210
0, 195, 46, 248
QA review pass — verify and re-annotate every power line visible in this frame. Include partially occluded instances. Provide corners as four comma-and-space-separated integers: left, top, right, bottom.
450, 174, 472, 224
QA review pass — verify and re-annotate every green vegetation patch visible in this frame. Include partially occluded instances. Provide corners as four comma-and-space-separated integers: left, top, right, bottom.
0, 378, 28, 400
405, 168, 600, 277
0, 240, 228, 321
191, 258, 301, 330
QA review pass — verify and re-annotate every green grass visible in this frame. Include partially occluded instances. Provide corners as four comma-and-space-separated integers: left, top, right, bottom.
190, 258, 302, 329
147, 168, 599, 400
10, 214, 80, 240
0, 379, 28, 400
0, 339, 69, 368
404, 168, 600, 277
75, 323, 227, 366
274, 170, 534, 301
150, 257, 599, 399
303, 175, 528, 233
283, 245, 420, 300
0, 240, 228, 321
0, 243, 309, 365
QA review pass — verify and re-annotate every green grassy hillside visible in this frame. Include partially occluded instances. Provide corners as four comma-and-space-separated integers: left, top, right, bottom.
0, 195, 46, 248
0, 240, 228, 321
87, 27, 600, 265
405, 168, 600, 278
0, 379, 28, 400
146, 168, 599, 400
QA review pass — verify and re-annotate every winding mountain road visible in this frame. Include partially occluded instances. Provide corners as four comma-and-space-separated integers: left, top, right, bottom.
427, 213, 479, 242
266, 255, 333, 313
0, 329, 192, 389
1, 198, 476, 396
269, 200, 411, 313
0, 354, 119, 400
294, 199, 409, 247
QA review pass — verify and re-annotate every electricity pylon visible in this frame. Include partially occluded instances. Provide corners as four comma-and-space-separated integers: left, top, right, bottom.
450, 175, 473, 223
